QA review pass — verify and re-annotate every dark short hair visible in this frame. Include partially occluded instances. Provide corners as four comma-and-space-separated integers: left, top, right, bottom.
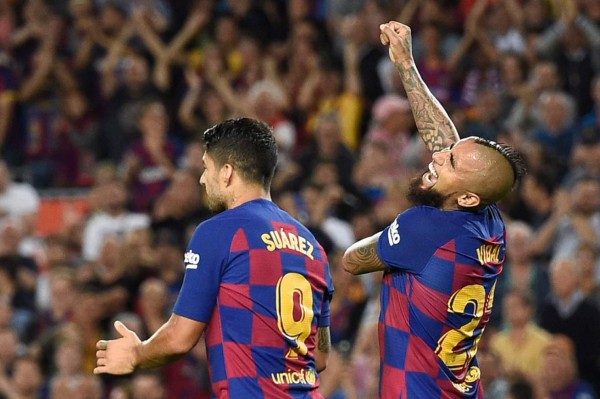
203, 118, 278, 189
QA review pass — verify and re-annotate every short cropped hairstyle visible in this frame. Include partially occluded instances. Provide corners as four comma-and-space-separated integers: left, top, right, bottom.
473, 137, 526, 187
203, 118, 278, 189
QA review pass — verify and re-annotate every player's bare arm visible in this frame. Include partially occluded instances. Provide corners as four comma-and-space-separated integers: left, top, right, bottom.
315, 326, 331, 372
380, 22, 459, 153
342, 232, 388, 275
94, 314, 206, 375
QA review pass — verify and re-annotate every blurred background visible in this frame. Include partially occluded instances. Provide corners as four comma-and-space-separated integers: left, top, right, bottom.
0, 0, 598, 398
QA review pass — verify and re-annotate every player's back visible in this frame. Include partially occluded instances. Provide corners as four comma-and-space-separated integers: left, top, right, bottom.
187, 199, 333, 398
377, 205, 505, 399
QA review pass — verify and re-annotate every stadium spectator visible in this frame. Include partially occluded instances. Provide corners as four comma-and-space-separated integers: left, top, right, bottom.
122, 99, 183, 212
537, 334, 598, 399
298, 28, 363, 151
131, 371, 166, 399
579, 75, 600, 130
0, 218, 38, 341
151, 168, 208, 235
489, 290, 551, 378
52, 88, 98, 187
564, 125, 600, 187
362, 94, 415, 179
0, 327, 23, 375
505, 60, 562, 134
530, 91, 579, 175
0, 23, 17, 164
178, 73, 232, 139
513, 169, 557, 228
51, 338, 85, 379
82, 180, 150, 262
100, 50, 164, 163
535, 0, 600, 117
494, 221, 550, 324
0, 160, 40, 233
532, 175, 600, 262
578, 243, 600, 308
78, 235, 142, 317
498, 52, 529, 115
540, 257, 600, 391
411, 23, 454, 106
50, 374, 104, 399
36, 268, 77, 334
0, 354, 44, 399
477, 349, 510, 399
286, 112, 356, 194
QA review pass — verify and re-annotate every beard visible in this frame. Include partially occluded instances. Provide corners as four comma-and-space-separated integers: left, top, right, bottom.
205, 191, 227, 213
407, 174, 449, 208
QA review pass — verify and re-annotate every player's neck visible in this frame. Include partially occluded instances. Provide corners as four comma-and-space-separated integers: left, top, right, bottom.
227, 185, 271, 209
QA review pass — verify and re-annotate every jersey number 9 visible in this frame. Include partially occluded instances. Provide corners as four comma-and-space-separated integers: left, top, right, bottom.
276, 273, 314, 358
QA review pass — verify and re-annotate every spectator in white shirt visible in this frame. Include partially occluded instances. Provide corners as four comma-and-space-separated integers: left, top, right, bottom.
82, 180, 150, 262
0, 160, 39, 229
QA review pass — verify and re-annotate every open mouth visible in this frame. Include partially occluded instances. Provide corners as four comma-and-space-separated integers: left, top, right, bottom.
421, 162, 438, 188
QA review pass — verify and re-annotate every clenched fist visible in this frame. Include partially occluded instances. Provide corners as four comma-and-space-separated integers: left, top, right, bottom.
379, 22, 415, 69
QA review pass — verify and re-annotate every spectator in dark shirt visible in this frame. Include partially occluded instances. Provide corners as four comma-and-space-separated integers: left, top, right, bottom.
540, 257, 600, 391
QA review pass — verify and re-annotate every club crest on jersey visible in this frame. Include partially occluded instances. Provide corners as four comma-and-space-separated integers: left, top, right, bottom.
184, 250, 200, 269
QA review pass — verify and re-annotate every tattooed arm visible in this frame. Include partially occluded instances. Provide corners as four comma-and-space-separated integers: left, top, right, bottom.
380, 22, 459, 153
315, 327, 331, 371
342, 232, 389, 275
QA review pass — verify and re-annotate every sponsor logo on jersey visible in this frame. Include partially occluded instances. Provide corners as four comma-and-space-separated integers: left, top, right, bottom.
387, 219, 400, 245
271, 367, 317, 386
184, 250, 200, 269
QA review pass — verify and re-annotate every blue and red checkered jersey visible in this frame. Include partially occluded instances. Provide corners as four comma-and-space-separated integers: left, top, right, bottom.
174, 199, 334, 399
376, 205, 505, 399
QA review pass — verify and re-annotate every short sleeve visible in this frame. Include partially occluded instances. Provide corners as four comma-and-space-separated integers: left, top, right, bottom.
318, 262, 334, 327
173, 220, 229, 322
377, 207, 454, 274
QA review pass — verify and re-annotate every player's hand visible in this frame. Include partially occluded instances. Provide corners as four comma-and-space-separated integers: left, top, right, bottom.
94, 321, 141, 375
379, 21, 414, 68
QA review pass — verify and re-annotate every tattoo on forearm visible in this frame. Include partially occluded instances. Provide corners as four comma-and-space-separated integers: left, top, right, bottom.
397, 64, 459, 152
347, 242, 387, 274
317, 328, 330, 354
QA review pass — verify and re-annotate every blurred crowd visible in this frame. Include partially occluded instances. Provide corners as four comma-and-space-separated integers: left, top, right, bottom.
0, 0, 599, 398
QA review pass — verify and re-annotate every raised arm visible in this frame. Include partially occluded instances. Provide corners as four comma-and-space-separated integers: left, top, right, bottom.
380, 22, 459, 153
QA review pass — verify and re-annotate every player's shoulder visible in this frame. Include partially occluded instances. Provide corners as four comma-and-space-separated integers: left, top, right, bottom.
190, 212, 243, 244
193, 200, 299, 237
402, 204, 501, 219
398, 206, 451, 226
397, 205, 502, 236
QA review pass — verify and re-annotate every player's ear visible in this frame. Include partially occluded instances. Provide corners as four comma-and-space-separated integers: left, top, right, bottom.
457, 192, 480, 208
222, 163, 234, 185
